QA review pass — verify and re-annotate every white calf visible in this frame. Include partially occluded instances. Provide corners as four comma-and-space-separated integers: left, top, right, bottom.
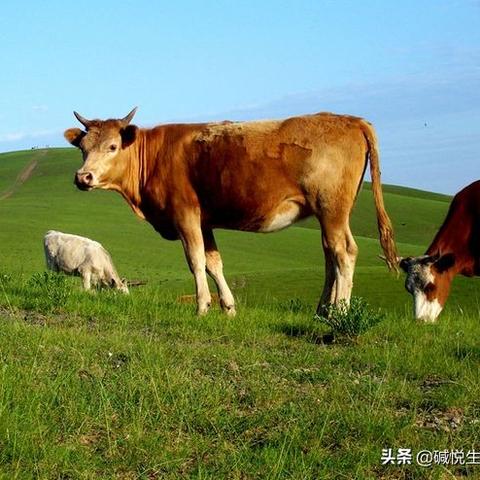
43, 230, 128, 293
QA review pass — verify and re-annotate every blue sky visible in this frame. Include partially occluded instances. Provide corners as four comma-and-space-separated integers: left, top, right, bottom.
0, 0, 479, 193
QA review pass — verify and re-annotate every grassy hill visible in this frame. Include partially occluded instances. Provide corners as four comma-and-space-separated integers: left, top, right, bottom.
0, 148, 479, 479
0, 148, 475, 312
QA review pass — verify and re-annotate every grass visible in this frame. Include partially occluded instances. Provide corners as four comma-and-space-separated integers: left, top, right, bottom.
1, 281, 480, 479
0, 148, 480, 478
318, 297, 385, 340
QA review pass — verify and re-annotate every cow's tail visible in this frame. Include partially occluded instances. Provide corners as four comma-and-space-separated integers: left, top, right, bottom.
361, 121, 399, 273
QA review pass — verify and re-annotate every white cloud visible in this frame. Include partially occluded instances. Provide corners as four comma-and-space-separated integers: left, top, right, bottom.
0, 128, 61, 146
0, 129, 60, 142
0, 132, 27, 142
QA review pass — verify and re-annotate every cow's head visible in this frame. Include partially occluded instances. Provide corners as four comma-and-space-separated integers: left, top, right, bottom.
64, 108, 138, 191
399, 253, 456, 322
116, 278, 130, 295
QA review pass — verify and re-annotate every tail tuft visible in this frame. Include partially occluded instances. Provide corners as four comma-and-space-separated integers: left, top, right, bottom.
362, 121, 399, 273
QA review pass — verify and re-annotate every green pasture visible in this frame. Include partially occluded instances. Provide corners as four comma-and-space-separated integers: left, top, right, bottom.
0, 148, 479, 479
0, 148, 477, 314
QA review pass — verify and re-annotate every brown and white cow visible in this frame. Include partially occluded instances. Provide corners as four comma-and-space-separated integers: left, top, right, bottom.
399, 180, 480, 322
44, 230, 129, 293
64, 108, 397, 315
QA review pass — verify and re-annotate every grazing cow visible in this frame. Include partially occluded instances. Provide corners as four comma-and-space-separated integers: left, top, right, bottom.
64, 108, 397, 315
44, 230, 129, 293
399, 180, 480, 322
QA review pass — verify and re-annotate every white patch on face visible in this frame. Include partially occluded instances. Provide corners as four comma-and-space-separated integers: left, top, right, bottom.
413, 290, 443, 322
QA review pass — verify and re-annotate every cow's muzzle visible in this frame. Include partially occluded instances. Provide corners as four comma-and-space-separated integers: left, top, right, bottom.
75, 171, 94, 191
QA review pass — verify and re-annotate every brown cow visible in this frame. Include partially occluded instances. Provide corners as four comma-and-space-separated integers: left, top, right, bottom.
64, 108, 397, 316
399, 180, 480, 322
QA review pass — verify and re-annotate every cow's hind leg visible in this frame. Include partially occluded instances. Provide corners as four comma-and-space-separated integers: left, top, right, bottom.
178, 210, 212, 315
317, 232, 336, 316
203, 229, 236, 316
316, 217, 358, 315
336, 225, 358, 304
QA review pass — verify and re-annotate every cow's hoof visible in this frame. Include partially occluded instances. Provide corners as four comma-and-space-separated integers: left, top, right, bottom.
197, 302, 211, 316
417, 318, 438, 324
220, 299, 236, 317
315, 305, 329, 319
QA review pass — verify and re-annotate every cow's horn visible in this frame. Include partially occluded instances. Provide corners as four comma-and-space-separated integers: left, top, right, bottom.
73, 111, 92, 128
121, 107, 138, 125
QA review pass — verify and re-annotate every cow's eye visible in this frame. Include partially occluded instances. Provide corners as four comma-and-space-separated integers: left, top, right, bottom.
109, 144, 117, 152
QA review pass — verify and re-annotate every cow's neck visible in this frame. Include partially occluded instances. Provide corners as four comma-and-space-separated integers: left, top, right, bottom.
115, 130, 151, 219
426, 217, 475, 277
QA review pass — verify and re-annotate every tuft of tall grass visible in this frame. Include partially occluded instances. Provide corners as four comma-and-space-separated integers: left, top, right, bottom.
317, 297, 385, 339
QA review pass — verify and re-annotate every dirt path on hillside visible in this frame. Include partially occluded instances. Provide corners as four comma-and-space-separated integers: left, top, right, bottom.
0, 149, 46, 200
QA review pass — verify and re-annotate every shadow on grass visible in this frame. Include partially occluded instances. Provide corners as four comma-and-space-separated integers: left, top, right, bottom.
277, 322, 335, 345
454, 345, 480, 361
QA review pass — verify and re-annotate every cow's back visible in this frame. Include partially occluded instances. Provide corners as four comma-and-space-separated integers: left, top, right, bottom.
44, 231, 103, 273
190, 113, 368, 229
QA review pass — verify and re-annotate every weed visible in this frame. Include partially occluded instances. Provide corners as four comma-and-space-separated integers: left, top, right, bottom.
317, 296, 385, 339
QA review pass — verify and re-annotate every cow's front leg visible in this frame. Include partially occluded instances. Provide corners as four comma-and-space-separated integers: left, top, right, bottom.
80, 270, 92, 291
177, 212, 212, 315
203, 229, 236, 316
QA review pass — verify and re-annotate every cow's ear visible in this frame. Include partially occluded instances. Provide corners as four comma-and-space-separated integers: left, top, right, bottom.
433, 253, 455, 273
121, 125, 138, 148
64, 128, 85, 147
